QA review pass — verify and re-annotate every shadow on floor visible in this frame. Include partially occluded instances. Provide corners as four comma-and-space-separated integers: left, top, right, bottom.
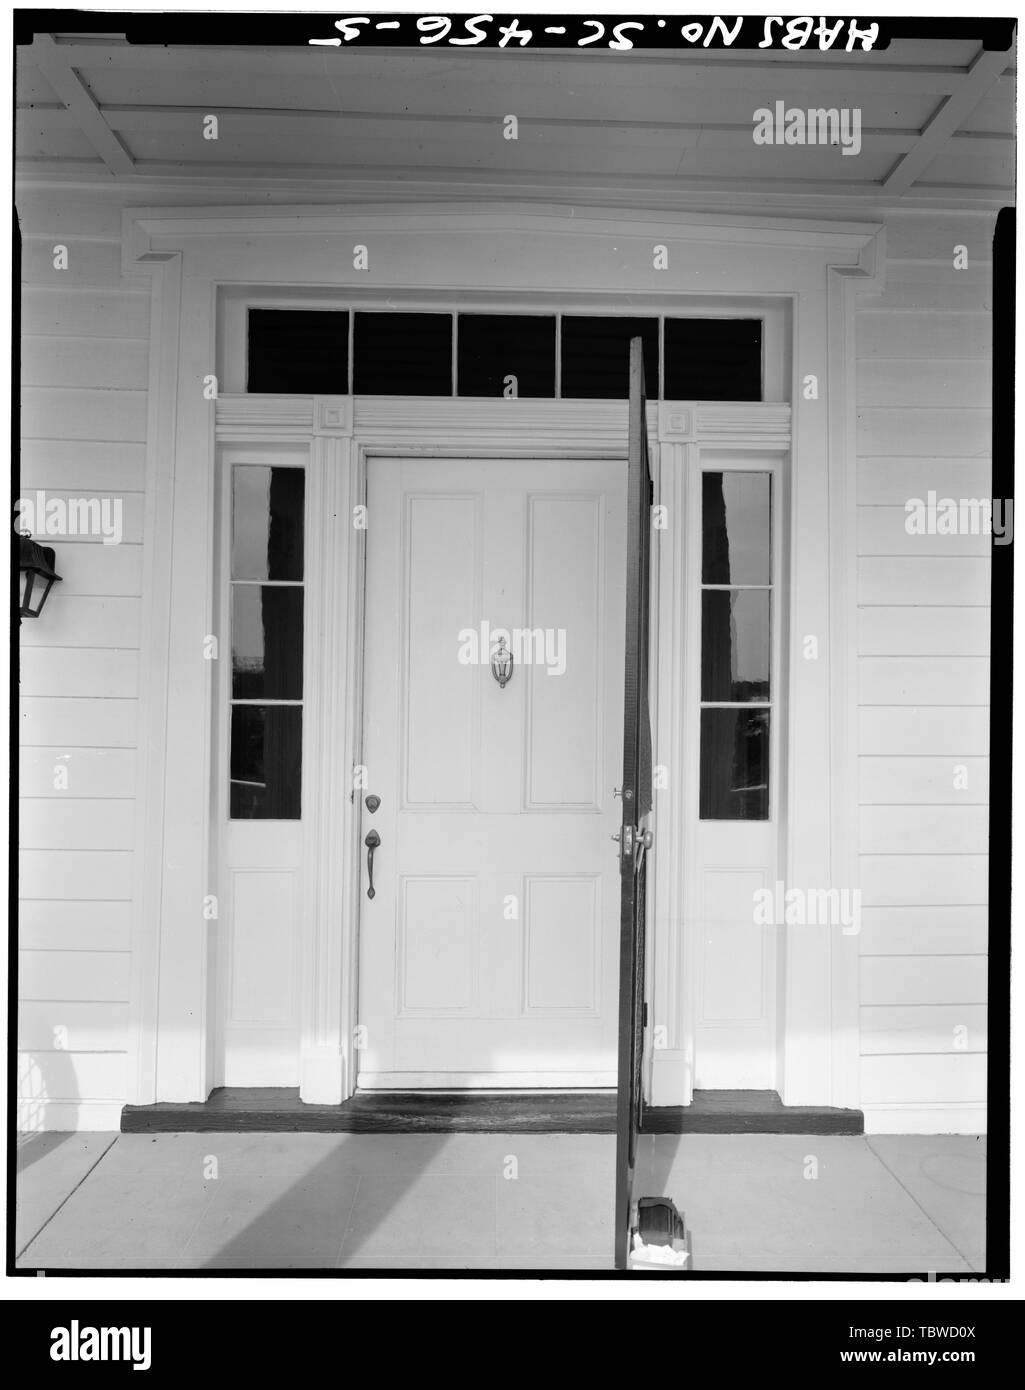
15, 1131, 986, 1275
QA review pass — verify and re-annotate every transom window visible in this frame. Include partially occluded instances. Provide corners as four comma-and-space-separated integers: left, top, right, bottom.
245, 308, 764, 401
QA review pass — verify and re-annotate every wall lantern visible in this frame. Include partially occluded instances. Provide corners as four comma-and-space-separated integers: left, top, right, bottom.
18, 532, 62, 619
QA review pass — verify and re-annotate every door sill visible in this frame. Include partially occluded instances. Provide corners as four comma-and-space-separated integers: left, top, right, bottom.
122, 1087, 618, 1133
642, 1089, 864, 1135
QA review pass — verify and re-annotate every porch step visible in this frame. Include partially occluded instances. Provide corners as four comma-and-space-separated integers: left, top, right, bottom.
643, 1090, 864, 1135
121, 1087, 863, 1134
121, 1088, 618, 1134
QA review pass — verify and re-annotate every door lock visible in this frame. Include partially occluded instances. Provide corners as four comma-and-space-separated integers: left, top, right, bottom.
365, 794, 381, 814
613, 825, 654, 863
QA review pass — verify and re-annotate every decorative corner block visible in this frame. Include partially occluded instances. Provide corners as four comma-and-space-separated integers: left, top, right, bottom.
658, 405, 692, 442
315, 396, 354, 436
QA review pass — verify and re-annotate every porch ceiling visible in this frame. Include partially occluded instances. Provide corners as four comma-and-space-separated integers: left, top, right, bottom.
15, 32, 1016, 210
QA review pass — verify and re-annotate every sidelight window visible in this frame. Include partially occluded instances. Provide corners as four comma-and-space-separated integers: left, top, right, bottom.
699, 470, 772, 820
228, 464, 305, 819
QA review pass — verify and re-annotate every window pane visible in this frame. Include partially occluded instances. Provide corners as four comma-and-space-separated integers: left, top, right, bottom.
232, 466, 305, 582
232, 586, 303, 699
247, 309, 348, 394
699, 708, 769, 820
701, 590, 770, 702
354, 312, 452, 395
664, 318, 762, 401
702, 471, 771, 586
560, 316, 659, 399
230, 704, 302, 819
457, 314, 556, 397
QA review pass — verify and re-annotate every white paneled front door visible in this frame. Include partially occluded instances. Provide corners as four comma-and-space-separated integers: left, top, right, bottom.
358, 456, 626, 1088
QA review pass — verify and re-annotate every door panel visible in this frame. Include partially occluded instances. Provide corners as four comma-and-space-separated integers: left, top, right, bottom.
358, 456, 626, 1088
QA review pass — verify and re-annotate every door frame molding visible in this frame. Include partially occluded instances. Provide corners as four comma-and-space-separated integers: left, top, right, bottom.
123, 202, 882, 1107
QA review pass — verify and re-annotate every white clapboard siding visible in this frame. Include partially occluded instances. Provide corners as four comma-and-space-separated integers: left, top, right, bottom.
859, 657, 989, 707
19, 648, 139, 699
860, 954, 988, 1007
859, 805, 989, 856
854, 210, 994, 1131
20, 949, 131, 1002
859, 458, 992, 505
859, 608, 990, 656
22, 286, 150, 338
13, 493, 144, 546
21, 439, 147, 493
20, 849, 133, 901
19, 1000, 130, 1052
860, 854, 988, 908
21, 336, 150, 390
18, 193, 149, 1131
858, 905, 988, 957
18, 900, 134, 952
856, 407, 991, 458
20, 746, 136, 799
858, 507, 993, 557
859, 707, 989, 755
21, 387, 148, 443
857, 312, 992, 360
859, 272, 992, 316
21, 237, 134, 288
857, 358, 991, 407
20, 696, 138, 748
858, 557, 990, 607
860, 1005, 987, 1055
883, 211, 996, 262
16, 192, 126, 238
22, 543, 144, 599
18, 1052, 128, 1102
859, 756, 989, 804
20, 799, 136, 851
19, 596, 141, 648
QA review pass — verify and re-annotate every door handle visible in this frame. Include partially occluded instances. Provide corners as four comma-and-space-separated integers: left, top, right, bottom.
364, 829, 381, 899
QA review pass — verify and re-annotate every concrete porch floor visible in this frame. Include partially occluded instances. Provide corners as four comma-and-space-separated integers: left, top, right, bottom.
15, 1132, 985, 1273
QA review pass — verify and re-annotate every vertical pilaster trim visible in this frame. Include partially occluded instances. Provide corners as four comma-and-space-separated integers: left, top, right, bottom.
126, 251, 182, 1106
153, 271, 218, 1100
300, 401, 357, 1103
827, 227, 886, 1109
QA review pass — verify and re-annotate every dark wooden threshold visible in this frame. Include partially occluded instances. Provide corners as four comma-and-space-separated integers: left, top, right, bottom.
122, 1087, 862, 1135
644, 1090, 864, 1135
121, 1088, 617, 1134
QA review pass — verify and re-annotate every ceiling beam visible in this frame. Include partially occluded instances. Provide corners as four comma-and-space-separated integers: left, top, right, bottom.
22, 40, 973, 96
32, 33, 135, 175
37, 103, 927, 152
882, 45, 1011, 196
18, 102, 1014, 153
